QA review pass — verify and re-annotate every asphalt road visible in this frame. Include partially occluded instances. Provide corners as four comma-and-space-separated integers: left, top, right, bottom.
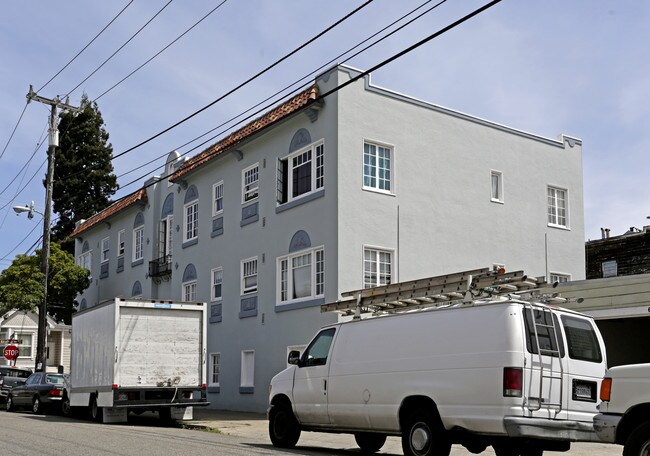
0, 408, 623, 456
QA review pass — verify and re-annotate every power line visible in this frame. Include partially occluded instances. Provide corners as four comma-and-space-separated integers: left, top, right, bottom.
0, 219, 42, 265
111, 0, 376, 161
0, 103, 28, 161
37, 1, 135, 93
0, 158, 47, 213
65, 0, 175, 98
95, 0, 229, 101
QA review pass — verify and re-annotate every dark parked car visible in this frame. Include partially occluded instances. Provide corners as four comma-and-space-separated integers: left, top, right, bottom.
0, 365, 32, 403
6, 372, 69, 414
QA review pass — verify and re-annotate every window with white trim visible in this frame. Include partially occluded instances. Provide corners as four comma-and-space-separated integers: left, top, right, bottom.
78, 251, 92, 270
242, 163, 259, 203
184, 200, 199, 242
158, 215, 173, 258
240, 350, 255, 388
547, 186, 568, 228
133, 227, 144, 261
278, 247, 324, 304
117, 230, 125, 257
183, 280, 197, 302
212, 181, 224, 216
363, 141, 392, 192
363, 247, 393, 288
101, 237, 110, 263
210, 353, 221, 386
241, 257, 258, 295
277, 141, 324, 204
550, 273, 570, 284
211, 267, 223, 301
491, 170, 503, 202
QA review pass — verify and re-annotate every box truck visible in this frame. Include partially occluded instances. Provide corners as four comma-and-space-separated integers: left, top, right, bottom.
68, 298, 209, 423
268, 268, 607, 456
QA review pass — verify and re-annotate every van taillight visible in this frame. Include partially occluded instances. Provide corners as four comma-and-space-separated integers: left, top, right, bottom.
503, 367, 523, 397
600, 377, 612, 402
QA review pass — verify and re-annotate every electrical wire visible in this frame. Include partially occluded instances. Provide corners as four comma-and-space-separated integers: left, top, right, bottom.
94, 0, 229, 101
0, 132, 47, 199
111, 0, 376, 161
36, 1, 135, 93
0, 103, 29, 161
0, 219, 42, 264
64, 0, 175, 98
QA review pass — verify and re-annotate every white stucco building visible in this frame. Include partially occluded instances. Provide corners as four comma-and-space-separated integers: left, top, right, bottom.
71, 65, 585, 411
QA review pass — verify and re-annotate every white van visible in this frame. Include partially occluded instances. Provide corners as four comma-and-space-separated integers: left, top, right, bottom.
268, 270, 607, 456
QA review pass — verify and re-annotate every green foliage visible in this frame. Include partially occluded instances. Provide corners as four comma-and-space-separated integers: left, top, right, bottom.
52, 94, 118, 250
0, 243, 90, 324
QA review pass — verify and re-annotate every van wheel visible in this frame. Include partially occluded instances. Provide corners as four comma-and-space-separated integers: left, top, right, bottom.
90, 396, 103, 422
623, 421, 650, 456
268, 404, 301, 448
355, 432, 387, 453
402, 410, 451, 456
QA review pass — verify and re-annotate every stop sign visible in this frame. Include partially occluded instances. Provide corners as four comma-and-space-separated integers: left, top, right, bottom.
3, 345, 19, 360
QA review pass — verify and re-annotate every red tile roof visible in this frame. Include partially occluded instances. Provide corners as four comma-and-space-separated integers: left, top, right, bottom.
70, 188, 148, 238
171, 84, 320, 181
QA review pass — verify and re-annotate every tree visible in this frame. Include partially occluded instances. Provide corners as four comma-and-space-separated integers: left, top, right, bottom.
0, 243, 90, 324
52, 94, 118, 251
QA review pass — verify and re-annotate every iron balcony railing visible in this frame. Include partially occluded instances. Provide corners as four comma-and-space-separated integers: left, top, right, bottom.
149, 255, 172, 278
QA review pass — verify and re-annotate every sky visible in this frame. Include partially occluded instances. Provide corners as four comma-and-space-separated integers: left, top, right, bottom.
0, 0, 649, 271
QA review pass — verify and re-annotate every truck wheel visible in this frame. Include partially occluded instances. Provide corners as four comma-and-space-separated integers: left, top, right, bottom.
159, 408, 173, 424
90, 396, 103, 423
268, 404, 301, 448
623, 421, 650, 456
32, 396, 43, 414
5, 395, 14, 412
401, 410, 451, 456
354, 432, 387, 453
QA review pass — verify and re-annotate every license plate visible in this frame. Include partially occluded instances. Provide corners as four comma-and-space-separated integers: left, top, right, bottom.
573, 380, 596, 402
575, 384, 592, 398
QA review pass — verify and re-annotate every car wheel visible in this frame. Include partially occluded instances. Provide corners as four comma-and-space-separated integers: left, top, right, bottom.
61, 393, 71, 416
623, 420, 650, 456
401, 409, 451, 456
6, 395, 14, 412
354, 432, 387, 453
90, 396, 103, 423
32, 396, 43, 414
268, 403, 301, 448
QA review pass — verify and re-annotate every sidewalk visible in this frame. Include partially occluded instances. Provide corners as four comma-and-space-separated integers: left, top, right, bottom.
187, 407, 268, 438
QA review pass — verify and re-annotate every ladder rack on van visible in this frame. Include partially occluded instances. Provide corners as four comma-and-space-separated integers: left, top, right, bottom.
321, 267, 552, 317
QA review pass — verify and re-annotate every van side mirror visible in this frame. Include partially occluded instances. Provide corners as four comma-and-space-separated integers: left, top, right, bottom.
288, 350, 301, 365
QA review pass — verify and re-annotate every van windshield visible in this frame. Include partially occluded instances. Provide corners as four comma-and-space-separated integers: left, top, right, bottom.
561, 316, 602, 363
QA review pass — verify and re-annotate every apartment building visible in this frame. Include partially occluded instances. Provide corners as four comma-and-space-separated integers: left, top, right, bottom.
71, 64, 585, 411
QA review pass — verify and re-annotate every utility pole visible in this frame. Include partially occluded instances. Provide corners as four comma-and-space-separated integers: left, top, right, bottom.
26, 85, 81, 372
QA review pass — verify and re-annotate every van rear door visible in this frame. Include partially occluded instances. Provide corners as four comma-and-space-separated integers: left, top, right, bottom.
292, 327, 336, 425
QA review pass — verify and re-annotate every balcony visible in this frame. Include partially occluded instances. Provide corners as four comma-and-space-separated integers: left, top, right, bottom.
149, 255, 172, 280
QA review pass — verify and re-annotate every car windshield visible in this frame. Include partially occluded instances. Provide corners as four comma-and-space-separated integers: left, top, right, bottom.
46, 374, 65, 384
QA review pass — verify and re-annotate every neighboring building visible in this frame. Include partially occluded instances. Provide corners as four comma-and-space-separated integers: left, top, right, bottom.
586, 225, 650, 279
70, 64, 585, 411
0, 310, 71, 373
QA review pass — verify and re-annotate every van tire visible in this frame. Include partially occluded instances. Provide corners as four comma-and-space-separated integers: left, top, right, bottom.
354, 432, 387, 453
269, 404, 301, 448
623, 420, 650, 456
402, 410, 451, 456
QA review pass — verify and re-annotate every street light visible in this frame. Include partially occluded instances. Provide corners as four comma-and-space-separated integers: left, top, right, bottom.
13, 201, 49, 372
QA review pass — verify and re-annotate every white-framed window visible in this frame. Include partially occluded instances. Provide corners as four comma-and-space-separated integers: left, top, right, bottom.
210, 353, 221, 386
547, 186, 568, 228
277, 141, 324, 204
278, 247, 324, 304
550, 273, 571, 284
117, 230, 125, 257
212, 181, 224, 216
78, 251, 92, 270
158, 215, 173, 258
363, 247, 393, 288
241, 257, 258, 295
211, 267, 223, 301
240, 350, 255, 388
184, 200, 199, 242
363, 141, 393, 193
491, 170, 503, 202
183, 280, 197, 302
133, 227, 144, 261
16, 333, 34, 358
101, 237, 110, 263
242, 163, 259, 203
